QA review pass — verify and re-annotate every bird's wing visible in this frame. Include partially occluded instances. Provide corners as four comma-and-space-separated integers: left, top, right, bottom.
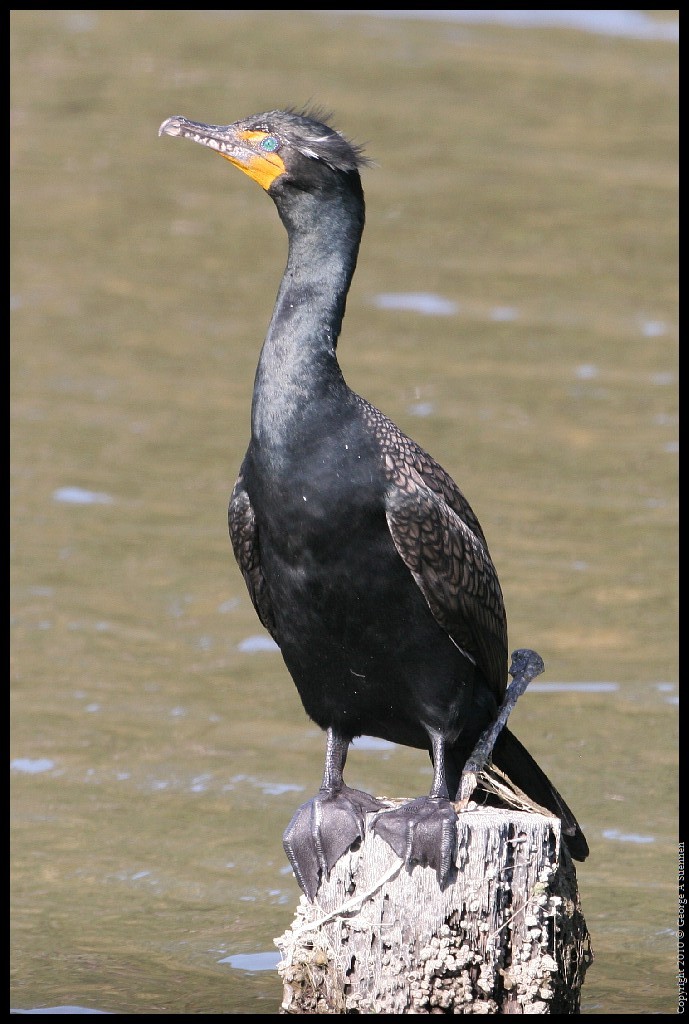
383, 454, 508, 699
228, 466, 279, 641
356, 393, 489, 545
405, 446, 490, 549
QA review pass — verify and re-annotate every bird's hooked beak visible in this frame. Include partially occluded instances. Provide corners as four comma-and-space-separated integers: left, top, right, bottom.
159, 115, 286, 191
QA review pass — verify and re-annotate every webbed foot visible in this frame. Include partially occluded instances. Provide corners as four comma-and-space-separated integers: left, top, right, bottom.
283, 785, 383, 901
456, 648, 546, 807
371, 796, 458, 887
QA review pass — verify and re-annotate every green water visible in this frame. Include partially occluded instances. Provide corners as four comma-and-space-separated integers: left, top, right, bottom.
11, 10, 678, 1014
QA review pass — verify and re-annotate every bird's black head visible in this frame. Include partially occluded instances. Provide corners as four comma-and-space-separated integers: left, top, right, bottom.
159, 107, 369, 195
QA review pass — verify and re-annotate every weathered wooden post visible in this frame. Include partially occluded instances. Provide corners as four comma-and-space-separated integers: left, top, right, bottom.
275, 801, 592, 1013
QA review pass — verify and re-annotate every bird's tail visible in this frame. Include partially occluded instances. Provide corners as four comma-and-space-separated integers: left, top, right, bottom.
489, 726, 589, 861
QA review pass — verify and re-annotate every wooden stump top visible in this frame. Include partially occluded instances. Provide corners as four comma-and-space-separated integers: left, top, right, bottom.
275, 806, 592, 1013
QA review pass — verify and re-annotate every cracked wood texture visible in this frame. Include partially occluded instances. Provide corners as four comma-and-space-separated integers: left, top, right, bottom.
275, 805, 592, 1014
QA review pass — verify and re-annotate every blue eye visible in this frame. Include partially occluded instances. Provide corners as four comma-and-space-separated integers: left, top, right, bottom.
260, 136, 280, 153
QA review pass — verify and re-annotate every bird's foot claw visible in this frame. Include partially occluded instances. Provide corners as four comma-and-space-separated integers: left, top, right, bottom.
455, 768, 479, 809
509, 648, 545, 683
371, 796, 458, 888
283, 786, 382, 901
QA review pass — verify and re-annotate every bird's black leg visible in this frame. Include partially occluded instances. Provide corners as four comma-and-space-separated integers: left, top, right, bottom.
283, 727, 383, 901
370, 728, 458, 888
455, 648, 545, 806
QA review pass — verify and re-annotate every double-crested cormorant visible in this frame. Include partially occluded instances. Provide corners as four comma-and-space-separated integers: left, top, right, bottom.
159, 108, 589, 900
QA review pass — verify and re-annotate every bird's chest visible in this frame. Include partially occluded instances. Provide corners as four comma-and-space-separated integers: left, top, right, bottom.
245, 426, 403, 639
249, 416, 383, 548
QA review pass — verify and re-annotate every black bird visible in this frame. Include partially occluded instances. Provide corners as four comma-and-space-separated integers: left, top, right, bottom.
159, 108, 589, 900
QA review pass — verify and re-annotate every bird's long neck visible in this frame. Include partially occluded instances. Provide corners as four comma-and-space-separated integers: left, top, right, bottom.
251, 183, 364, 447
